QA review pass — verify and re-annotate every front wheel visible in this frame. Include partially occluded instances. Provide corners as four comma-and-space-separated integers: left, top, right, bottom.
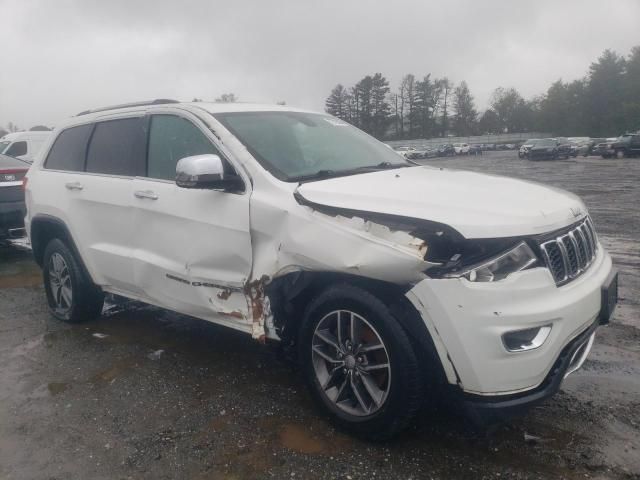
43, 239, 104, 323
299, 284, 423, 440
615, 149, 626, 159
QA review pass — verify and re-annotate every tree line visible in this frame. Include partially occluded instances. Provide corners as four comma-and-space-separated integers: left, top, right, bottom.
325, 46, 640, 140
0, 123, 51, 138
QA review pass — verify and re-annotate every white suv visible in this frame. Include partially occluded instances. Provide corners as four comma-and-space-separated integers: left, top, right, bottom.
0, 131, 51, 163
25, 100, 618, 439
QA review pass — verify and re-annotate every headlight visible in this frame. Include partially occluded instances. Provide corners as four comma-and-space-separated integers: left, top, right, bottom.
444, 242, 537, 282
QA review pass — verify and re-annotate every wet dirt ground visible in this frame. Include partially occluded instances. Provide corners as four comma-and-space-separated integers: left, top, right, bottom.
0, 151, 638, 479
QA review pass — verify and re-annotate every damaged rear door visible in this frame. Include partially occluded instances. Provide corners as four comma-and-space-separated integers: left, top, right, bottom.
130, 113, 254, 332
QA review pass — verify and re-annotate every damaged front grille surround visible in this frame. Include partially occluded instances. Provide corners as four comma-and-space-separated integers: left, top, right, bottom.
539, 217, 598, 286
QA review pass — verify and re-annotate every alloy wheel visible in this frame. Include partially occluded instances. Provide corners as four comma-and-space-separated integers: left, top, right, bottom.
48, 253, 73, 313
311, 310, 391, 417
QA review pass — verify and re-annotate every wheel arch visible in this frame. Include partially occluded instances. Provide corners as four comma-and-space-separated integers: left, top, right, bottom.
266, 271, 448, 386
30, 215, 94, 283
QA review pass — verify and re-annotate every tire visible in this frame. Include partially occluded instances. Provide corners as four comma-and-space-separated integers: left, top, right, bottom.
299, 284, 423, 440
43, 238, 104, 323
615, 149, 626, 159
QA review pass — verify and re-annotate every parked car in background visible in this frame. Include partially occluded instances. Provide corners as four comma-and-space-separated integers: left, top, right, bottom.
453, 143, 470, 155
468, 144, 483, 155
394, 146, 419, 159
0, 153, 29, 239
592, 138, 619, 158
421, 146, 438, 158
519, 139, 540, 158
555, 138, 573, 159
568, 137, 591, 157
393, 146, 434, 160
437, 143, 455, 157
588, 138, 605, 156
528, 138, 565, 161
24, 100, 616, 439
0, 131, 51, 163
609, 133, 640, 158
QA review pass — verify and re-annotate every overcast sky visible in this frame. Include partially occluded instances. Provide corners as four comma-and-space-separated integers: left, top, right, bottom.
1, 0, 638, 129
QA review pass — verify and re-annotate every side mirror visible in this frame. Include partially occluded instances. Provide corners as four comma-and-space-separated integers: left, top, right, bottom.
175, 154, 243, 191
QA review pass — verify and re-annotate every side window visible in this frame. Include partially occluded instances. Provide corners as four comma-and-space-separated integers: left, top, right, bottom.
45, 124, 93, 171
86, 118, 146, 176
147, 115, 220, 181
5, 141, 27, 157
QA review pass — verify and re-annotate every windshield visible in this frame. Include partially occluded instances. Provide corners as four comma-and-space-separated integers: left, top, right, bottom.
0, 141, 10, 153
214, 111, 409, 181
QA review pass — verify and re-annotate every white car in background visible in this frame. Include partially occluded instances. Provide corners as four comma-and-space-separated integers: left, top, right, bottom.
25, 100, 617, 439
0, 131, 51, 163
393, 146, 420, 159
453, 143, 470, 155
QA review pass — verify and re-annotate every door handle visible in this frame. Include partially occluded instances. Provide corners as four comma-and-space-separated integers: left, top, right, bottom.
134, 190, 159, 200
65, 182, 84, 191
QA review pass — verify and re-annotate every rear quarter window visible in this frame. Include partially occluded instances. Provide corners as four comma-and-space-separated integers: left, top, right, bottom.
45, 124, 94, 171
5, 141, 27, 157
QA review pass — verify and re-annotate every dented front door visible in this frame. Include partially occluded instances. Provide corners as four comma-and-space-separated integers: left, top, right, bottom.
130, 114, 253, 332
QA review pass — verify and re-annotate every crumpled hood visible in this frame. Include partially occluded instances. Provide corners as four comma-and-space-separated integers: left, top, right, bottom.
296, 166, 587, 239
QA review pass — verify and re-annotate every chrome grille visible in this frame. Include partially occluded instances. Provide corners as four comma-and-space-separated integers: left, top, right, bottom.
540, 218, 598, 285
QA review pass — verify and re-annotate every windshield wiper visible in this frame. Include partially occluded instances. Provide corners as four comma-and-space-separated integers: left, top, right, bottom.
292, 163, 410, 182
292, 169, 340, 182
352, 161, 411, 171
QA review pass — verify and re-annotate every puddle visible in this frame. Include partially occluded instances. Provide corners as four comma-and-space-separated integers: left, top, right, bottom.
279, 423, 330, 454
47, 382, 69, 395
0, 245, 42, 288
89, 357, 139, 384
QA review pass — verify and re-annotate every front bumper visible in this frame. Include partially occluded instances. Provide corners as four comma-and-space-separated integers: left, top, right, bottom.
462, 318, 599, 422
406, 245, 613, 395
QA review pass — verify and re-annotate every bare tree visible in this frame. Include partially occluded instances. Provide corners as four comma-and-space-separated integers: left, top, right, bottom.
215, 93, 238, 103
399, 74, 417, 138
435, 77, 452, 137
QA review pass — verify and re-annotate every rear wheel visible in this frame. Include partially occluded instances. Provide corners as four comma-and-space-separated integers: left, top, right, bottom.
299, 284, 423, 440
43, 239, 104, 323
615, 149, 626, 159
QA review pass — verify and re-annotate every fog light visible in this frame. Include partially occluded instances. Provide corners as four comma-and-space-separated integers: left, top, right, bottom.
502, 325, 552, 352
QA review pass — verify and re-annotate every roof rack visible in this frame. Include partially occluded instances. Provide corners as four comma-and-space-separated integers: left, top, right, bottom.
76, 99, 180, 116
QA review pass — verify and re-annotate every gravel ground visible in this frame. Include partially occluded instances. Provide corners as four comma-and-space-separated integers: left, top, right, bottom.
0, 151, 638, 480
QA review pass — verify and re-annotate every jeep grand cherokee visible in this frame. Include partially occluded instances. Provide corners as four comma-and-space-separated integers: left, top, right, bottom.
24, 100, 618, 439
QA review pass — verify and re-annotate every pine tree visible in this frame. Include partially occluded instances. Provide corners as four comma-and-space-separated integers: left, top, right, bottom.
414, 75, 436, 139
622, 46, 640, 133
586, 49, 626, 136
370, 73, 391, 139
324, 84, 350, 120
